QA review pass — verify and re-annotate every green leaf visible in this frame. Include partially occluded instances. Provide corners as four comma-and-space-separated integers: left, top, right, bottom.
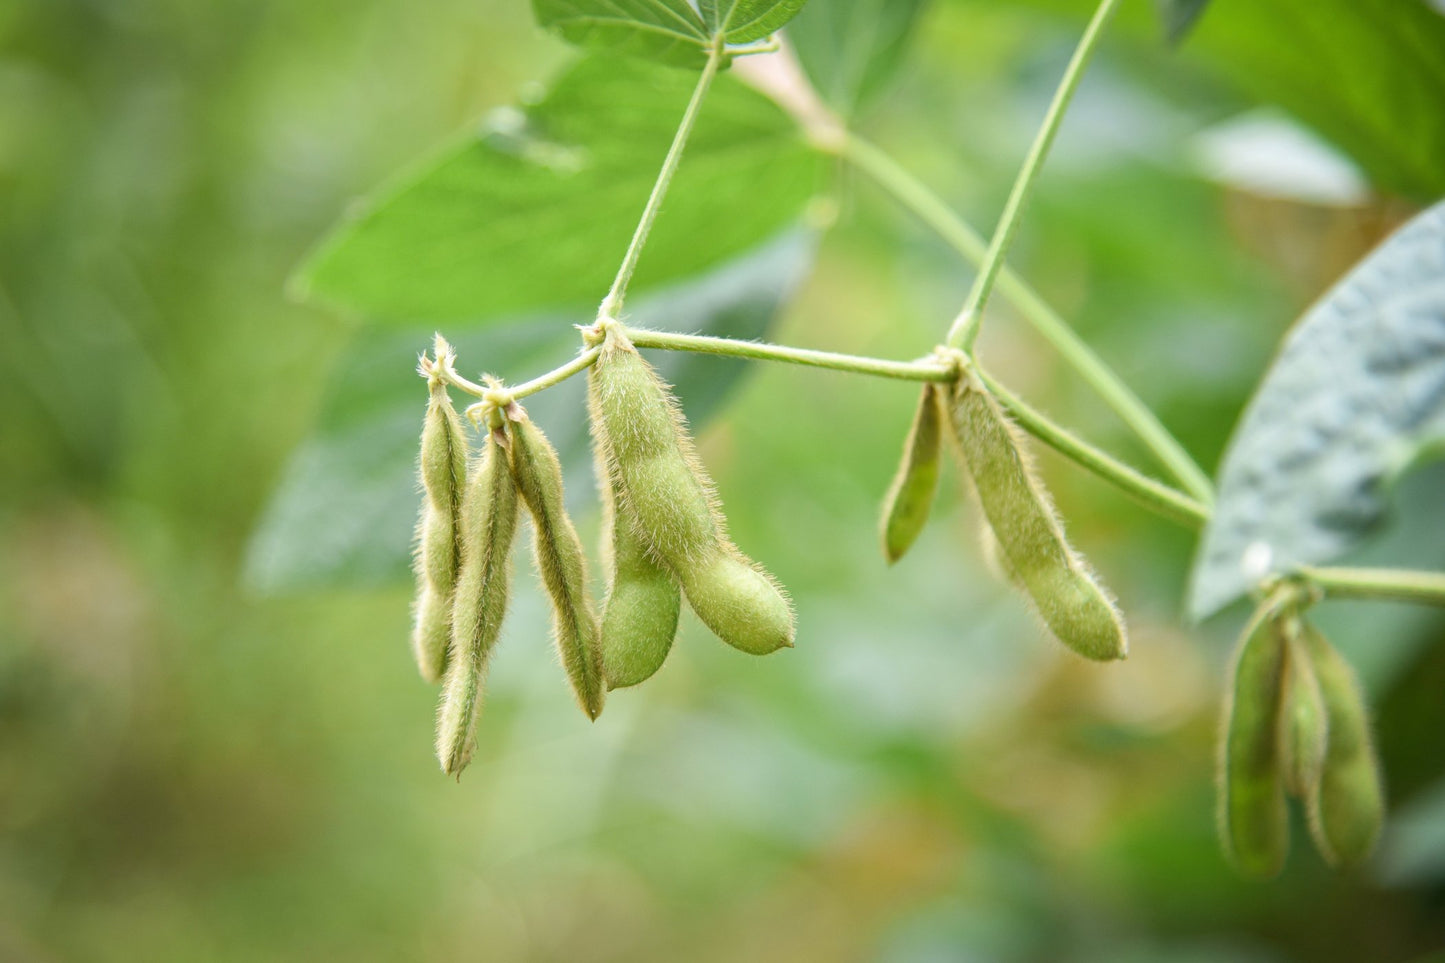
247, 230, 816, 592
295, 55, 822, 324
1153, 0, 1209, 46
701, 0, 811, 42
1189, 200, 1445, 619
787, 0, 928, 117
531, 0, 711, 67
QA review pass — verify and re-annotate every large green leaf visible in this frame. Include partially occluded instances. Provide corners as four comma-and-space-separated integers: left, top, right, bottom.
295, 55, 822, 324
532, 0, 808, 65
787, 0, 929, 118
247, 230, 816, 592
531, 0, 712, 67
1188, 200, 1445, 619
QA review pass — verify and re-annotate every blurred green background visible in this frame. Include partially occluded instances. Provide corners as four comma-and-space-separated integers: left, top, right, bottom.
4, 1, 1445, 960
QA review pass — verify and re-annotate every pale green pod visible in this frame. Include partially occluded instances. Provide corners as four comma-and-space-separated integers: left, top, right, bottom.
507, 406, 606, 720
1301, 623, 1385, 867
880, 383, 944, 564
948, 372, 1126, 661
1217, 598, 1289, 879
598, 466, 682, 690
1278, 616, 1328, 800
588, 328, 794, 655
410, 378, 470, 683
436, 426, 520, 776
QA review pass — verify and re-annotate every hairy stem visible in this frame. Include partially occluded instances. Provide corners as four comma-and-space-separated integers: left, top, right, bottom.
624, 327, 955, 382
599, 39, 725, 320
950, 0, 1123, 351
836, 133, 1215, 506
1302, 566, 1445, 608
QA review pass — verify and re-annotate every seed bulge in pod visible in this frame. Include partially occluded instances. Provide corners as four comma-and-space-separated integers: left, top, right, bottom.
436, 423, 519, 777
598, 461, 681, 690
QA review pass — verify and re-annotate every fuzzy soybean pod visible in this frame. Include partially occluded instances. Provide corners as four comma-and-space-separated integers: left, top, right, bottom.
1301, 623, 1385, 866
410, 376, 470, 683
436, 425, 519, 777
1278, 616, 1328, 800
587, 329, 794, 656
507, 405, 606, 720
947, 370, 1127, 661
880, 383, 944, 564
1217, 598, 1289, 879
598, 462, 682, 690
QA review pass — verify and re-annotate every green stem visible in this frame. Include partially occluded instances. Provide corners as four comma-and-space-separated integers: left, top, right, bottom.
950, 0, 1122, 351
1302, 566, 1445, 608
977, 369, 1209, 529
836, 133, 1215, 506
625, 327, 955, 382
599, 39, 724, 320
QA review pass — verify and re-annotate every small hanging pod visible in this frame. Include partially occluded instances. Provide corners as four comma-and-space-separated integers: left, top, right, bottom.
880, 383, 945, 564
436, 420, 520, 777
1277, 613, 1328, 801
597, 453, 682, 689
946, 365, 1127, 662
1217, 592, 1292, 879
1301, 622, 1385, 867
506, 404, 606, 720
587, 325, 794, 656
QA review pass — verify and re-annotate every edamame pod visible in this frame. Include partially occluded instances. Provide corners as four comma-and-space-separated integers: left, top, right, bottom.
1301, 623, 1384, 867
1278, 616, 1328, 800
1217, 596, 1289, 879
588, 327, 794, 655
948, 370, 1126, 661
436, 425, 519, 776
598, 462, 682, 690
507, 405, 606, 720
880, 383, 944, 564
410, 367, 470, 683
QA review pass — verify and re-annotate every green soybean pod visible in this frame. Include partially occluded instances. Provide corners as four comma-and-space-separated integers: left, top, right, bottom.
880, 383, 944, 564
1278, 615, 1328, 800
587, 328, 794, 655
947, 372, 1126, 662
507, 405, 606, 720
410, 374, 470, 683
436, 425, 520, 776
1301, 623, 1384, 867
598, 460, 681, 690
1217, 597, 1290, 879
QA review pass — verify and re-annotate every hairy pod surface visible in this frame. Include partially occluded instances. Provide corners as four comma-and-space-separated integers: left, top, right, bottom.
436, 426, 519, 776
587, 328, 794, 655
598, 463, 681, 689
1301, 623, 1385, 866
508, 406, 606, 719
880, 384, 944, 563
1218, 599, 1289, 879
410, 379, 470, 683
947, 371, 1126, 661
1278, 616, 1328, 800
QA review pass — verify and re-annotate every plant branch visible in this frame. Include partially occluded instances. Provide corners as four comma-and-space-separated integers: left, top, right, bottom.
599, 39, 725, 320
835, 133, 1215, 506
976, 368, 1209, 529
625, 327, 956, 382
950, 0, 1123, 352
1302, 566, 1445, 608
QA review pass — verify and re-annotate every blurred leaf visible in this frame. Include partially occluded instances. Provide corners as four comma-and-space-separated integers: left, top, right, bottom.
1154, 0, 1209, 46
296, 55, 822, 324
531, 0, 711, 67
247, 230, 816, 592
702, 0, 810, 42
787, 0, 929, 118
1189, 200, 1445, 619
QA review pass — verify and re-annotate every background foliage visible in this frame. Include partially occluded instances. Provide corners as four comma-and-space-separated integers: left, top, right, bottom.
2, 0, 1445, 960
